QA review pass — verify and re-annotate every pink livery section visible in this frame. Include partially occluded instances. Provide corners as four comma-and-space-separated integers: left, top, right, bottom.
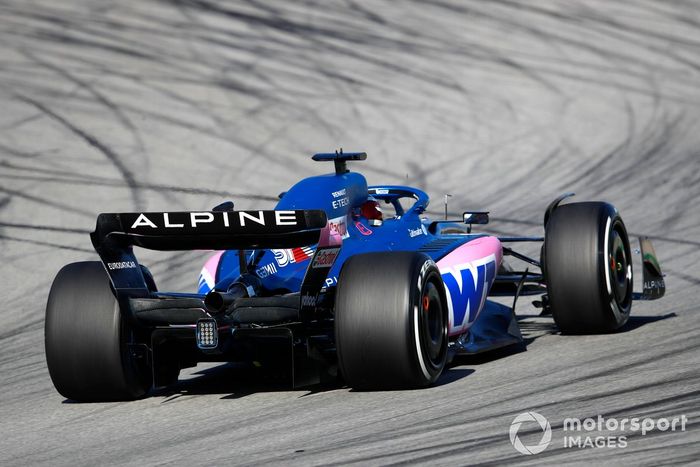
437, 236, 503, 336
198, 251, 224, 294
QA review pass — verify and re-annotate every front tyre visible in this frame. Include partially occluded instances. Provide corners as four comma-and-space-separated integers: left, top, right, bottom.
45, 261, 152, 401
335, 252, 448, 389
544, 202, 633, 334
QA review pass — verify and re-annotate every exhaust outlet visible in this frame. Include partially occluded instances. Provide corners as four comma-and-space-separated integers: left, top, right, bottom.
204, 290, 236, 313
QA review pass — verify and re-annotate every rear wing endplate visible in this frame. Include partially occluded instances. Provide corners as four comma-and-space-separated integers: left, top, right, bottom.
635, 236, 665, 300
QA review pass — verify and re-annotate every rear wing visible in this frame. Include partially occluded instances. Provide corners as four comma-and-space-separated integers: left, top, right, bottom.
91, 210, 326, 251
90, 210, 326, 293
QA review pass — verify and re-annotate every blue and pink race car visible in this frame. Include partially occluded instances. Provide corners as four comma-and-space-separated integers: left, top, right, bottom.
45, 152, 666, 400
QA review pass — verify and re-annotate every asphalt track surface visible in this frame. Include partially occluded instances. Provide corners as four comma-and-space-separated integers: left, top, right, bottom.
1, 1, 699, 465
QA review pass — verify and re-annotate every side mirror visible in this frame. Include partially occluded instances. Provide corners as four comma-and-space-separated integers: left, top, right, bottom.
463, 211, 489, 225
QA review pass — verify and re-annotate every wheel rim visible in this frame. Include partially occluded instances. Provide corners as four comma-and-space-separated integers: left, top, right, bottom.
419, 280, 446, 366
608, 224, 631, 307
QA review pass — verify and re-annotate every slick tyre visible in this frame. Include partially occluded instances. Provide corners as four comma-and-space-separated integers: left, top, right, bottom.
544, 202, 633, 334
335, 252, 448, 389
45, 261, 152, 401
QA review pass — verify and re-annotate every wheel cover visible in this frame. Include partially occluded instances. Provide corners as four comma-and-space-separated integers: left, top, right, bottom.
419, 280, 446, 367
608, 223, 632, 308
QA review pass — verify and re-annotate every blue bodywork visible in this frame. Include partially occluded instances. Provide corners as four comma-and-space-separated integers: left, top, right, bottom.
197, 162, 522, 354
201, 171, 467, 295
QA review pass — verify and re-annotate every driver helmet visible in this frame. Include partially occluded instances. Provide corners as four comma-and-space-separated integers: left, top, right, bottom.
360, 196, 383, 226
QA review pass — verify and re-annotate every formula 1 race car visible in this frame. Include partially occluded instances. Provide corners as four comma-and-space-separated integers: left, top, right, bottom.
45, 152, 666, 401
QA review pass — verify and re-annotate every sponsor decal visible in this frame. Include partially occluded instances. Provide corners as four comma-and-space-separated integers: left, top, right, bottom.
272, 249, 291, 268
331, 188, 347, 199
509, 411, 688, 455
312, 247, 340, 269
292, 246, 314, 262
373, 188, 389, 195
271, 247, 314, 268
408, 225, 427, 238
129, 210, 298, 230
332, 197, 349, 209
644, 279, 665, 289
328, 215, 349, 239
131, 214, 158, 229
355, 221, 373, 236
324, 276, 338, 287
255, 262, 278, 279
440, 254, 497, 332
419, 258, 435, 281
107, 261, 137, 270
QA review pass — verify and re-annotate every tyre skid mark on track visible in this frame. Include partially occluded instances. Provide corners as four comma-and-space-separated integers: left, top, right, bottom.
1, 1, 699, 465
0, 234, 94, 253
0, 172, 279, 201
19, 50, 147, 162
14, 94, 144, 210
306, 373, 700, 462
0, 186, 94, 218
0, 222, 91, 234
339, 392, 700, 465
0, 316, 44, 343
664, 269, 700, 286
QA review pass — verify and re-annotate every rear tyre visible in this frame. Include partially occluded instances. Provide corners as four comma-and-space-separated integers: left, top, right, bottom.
335, 252, 448, 389
45, 261, 152, 401
544, 202, 633, 334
